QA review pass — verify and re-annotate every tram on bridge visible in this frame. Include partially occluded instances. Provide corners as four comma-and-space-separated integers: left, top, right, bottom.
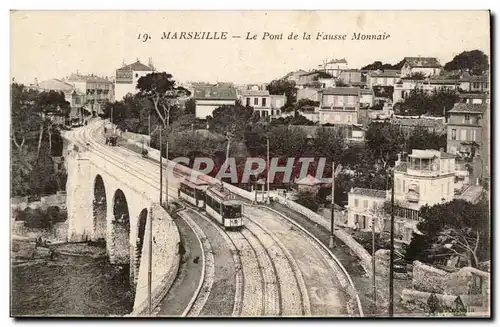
178, 178, 244, 229
104, 123, 118, 146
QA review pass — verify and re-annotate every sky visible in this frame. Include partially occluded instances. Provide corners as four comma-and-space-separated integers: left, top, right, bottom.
10, 10, 490, 85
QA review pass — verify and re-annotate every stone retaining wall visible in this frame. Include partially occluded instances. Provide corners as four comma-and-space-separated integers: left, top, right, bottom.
131, 203, 180, 316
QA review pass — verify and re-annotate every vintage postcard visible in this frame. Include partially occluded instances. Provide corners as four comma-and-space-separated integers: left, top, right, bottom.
10, 10, 491, 318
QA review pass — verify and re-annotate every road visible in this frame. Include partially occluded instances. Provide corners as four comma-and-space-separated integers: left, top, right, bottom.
65, 119, 360, 317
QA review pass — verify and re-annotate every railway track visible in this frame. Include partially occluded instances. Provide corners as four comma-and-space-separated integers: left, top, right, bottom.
66, 120, 362, 317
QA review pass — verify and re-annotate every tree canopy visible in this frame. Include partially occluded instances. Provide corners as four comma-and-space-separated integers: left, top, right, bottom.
266, 79, 297, 107
398, 88, 459, 116
444, 50, 489, 75
406, 198, 490, 268
361, 60, 405, 71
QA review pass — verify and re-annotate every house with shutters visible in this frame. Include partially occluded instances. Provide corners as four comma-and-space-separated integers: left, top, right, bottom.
114, 60, 154, 101
400, 57, 442, 77
240, 89, 286, 118
318, 87, 361, 124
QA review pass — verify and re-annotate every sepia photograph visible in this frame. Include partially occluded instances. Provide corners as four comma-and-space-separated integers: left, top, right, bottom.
9, 10, 491, 318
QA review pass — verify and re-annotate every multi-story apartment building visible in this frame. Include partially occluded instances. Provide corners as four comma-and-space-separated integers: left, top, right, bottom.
367, 70, 401, 88
64, 73, 114, 115
458, 93, 489, 105
114, 60, 154, 101
194, 84, 238, 119
446, 103, 487, 156
400, 57, 442, 77
240, 90, 285, 118
318, 87, 360, 124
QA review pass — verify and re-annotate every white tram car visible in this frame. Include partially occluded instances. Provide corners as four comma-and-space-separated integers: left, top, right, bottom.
178, 178, 244, 229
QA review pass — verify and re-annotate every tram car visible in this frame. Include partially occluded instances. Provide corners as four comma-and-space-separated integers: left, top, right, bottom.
205, 185, 244, 229
178, 178, 209, 208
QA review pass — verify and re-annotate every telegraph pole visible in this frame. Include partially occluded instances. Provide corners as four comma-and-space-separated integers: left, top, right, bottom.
389, 168, 395, 317
266, 138, 270, 204
159, 126, 163, 204
148, 113, 151, 147
329, 162, 335, 248
148, 207, 153, 315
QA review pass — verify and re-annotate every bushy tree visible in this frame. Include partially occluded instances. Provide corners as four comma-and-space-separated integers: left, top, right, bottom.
406, 198, 490, 267
444, 50, 489, 75
295, 190, 319, 212
266, 79, 297, 107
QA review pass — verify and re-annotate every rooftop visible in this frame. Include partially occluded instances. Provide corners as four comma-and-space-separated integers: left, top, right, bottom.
240, 90, 270, 97
65, 73, 112, 83
194, 85, 238, 100
448, 103, 487, 114
403, 57, 441, 68
321, 87, 360, 96
392, 117, 445, 128
460, 75, 489, 83
370, 70, 401, 78
408, 149, 455, 159
117, 60, 154, 72
350, 187, 387, 199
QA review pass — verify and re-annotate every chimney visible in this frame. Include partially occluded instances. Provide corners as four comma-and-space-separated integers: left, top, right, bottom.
34, 78, 39, 86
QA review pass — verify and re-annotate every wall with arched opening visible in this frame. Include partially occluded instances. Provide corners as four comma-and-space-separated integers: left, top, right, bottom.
110, 189, 131, 266
92, 174, 107, 242
134, 208, 148, 286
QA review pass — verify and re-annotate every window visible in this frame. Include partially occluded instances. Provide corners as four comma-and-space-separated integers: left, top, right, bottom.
472, 130, 477, 141
363, 199, 368, 209
451, 129, 457, 140
355, 215, 367, 229
403, 180, 406, 192
246, 97, 250, 106
464, 114, 470, 123
460, 129, 467, 141
347, 114, 352, 123
254, 97, 259, 106
135, 73, 138, 78
354, 199, 359, 207
262, 98, 267, 107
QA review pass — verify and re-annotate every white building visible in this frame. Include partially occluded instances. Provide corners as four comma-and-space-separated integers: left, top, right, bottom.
346, 188, 388, 232
240, 90, 286, 118
114, 60, 154, 101
194, 84, 238, 119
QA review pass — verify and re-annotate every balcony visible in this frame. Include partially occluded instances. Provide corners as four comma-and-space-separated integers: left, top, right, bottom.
405, 190, 420, 203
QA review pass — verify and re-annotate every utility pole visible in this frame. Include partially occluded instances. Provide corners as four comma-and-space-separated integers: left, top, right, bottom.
389, 168, 395, 317
159, 126, 163, 204
372, 215, 377, 315
148, 207, 153, 315
329, 162, 335, 248
266, 138, 270, 204
148, 113, 151, 147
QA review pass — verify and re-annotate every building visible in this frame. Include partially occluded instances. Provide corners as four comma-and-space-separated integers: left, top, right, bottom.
400, 57, 442, 77
338, 69, 362, 85
297, 87, 321, 102
289, 124, 366, 143
320, 58, 349, 77
459, 75, 489, 93
360, 88, 375, 108
193, 84, 238, 119
64, 73, 114, 115
346, 188, 387, 232
318, 87, 360, 124
114, 60, 154, 101
367, 70, 401, 88
446, 103, 488, 157
240, 90, 285, 118
393, 77, 459, 104
458, 93, 489, 105
392, 149, 456, 242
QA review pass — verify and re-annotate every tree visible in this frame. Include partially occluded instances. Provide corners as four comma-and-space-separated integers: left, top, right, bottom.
444, 50, 489, 75
295, 190, 320, 212
266, 79, 297, 107
405, 72, 426, 80
361, 59, 405, 71
365, 122, 405, 171
207, 104, 257, 142
399, 88, 459, 116
185, 98, 196, 115
406, 125, 446, 152
407, 199, 490, 267
137, 72, 188, 128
